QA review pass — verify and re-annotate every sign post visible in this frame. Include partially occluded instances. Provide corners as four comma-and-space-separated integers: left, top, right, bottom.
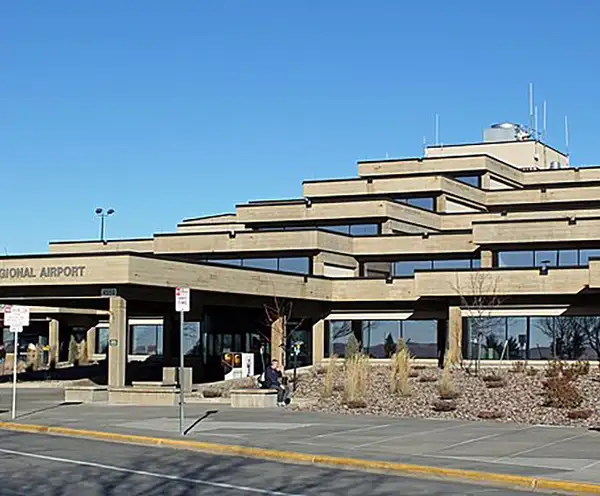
3, 305, 30, 420
175, 287, 190, 436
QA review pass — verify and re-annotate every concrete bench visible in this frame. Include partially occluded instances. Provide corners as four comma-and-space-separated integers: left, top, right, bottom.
132, 381, 163, 388
230, 388, 278, 408
64, 386, 108, 403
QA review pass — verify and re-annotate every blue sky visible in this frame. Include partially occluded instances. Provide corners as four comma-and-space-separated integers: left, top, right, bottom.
1, 1, 599, 254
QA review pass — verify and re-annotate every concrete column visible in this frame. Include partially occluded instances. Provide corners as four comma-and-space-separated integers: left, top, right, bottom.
312, 253, 325, 276
436, 194, 447, 213
481, 250, 493, 268
108, 296, 127, 389
312, 319, 325, 364
86, 326, 96, 359
271, 316, 285, 365
447, 306, 463, 367
481, 172, 491, 190
48, 319, 59, 365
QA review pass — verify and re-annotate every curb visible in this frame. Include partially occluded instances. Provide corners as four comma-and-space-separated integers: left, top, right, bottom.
0, 421, 599, 494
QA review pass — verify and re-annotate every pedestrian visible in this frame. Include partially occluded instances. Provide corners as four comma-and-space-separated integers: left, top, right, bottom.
0, 342, 6, 376
264, 359, 287, 406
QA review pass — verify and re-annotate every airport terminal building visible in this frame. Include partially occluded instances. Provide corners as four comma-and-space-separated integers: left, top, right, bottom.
2, 122, 600, 388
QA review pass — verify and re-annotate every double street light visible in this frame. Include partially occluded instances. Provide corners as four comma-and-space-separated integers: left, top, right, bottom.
95, 208, 115, 243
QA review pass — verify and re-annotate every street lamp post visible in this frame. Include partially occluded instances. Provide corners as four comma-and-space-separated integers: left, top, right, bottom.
95, 208, 115, 243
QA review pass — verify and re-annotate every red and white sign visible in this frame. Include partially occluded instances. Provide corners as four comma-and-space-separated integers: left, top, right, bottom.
175, 287, 190, 313
3, 305, 30, 329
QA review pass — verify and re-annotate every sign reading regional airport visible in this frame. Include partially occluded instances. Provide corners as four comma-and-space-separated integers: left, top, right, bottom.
0, 265, 86, 280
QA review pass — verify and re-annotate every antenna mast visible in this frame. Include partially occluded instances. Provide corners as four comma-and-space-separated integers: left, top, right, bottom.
529, 83, 534, 133
434, 114, 440, 145
534, 105, 539, 140
542, 100, 547, 142
564, 115, 570, 157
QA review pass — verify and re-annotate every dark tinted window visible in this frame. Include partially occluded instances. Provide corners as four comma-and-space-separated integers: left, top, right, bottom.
454, 175, 480, 187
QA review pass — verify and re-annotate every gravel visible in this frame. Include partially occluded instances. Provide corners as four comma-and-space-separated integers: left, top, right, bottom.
293, 364, 600, 427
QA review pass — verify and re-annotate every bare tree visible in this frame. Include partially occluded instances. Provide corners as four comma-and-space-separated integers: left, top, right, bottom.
581, 317, 600, 360
451, 271, 505, 373
534, 316, 587, 360
263, 297, 305, 370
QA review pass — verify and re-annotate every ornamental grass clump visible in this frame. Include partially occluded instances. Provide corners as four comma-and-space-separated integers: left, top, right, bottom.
390, 347, 413, 396
438, 367, 459, 400
344, 353, 370, 405
322, 355, 339, 397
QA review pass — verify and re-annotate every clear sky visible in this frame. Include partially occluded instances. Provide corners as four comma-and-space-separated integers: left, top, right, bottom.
1, 1, 599, 254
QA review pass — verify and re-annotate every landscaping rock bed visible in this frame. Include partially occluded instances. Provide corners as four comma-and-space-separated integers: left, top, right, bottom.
293, 363, 600, 427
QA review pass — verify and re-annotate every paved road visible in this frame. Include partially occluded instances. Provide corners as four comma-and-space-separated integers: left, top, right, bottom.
0, 430, 534, 495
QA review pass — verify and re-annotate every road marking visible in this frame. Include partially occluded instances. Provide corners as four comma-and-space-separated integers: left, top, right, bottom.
494, 433, 588, 461
350, 422, 470, 450
426, 426, 535, 454
303, 423, 392, 440
0, 447, 307, 496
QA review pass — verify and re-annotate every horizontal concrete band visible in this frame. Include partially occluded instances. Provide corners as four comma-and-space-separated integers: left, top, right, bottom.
0, 421, 599, 495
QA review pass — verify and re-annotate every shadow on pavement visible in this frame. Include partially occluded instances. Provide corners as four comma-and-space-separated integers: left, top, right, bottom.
184, 410, 219, 436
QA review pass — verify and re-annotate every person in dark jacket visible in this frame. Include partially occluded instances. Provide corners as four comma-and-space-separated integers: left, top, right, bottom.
264, 359, 286, 406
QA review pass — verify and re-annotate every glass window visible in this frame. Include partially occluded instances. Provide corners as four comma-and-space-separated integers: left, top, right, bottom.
530, 317, 587, 360
95, 327, 109, 354
432, 259, 472, 270
506, 317, 527, 361
558, 249, 578, 267
130, 324, 163, 355
212, 259, 242, 267
407, 197, 435, 211
402, 320, 437, 358
2, 328, 13, 353
464, 317, 506, 360
350, 224, 379, 236
183, 322, 201, 356
363, 261, 392, 278
242, 258, 278, 271
363, 320, 401, 358
471, 258, 481, 269
394, 260, 432, 276
535, 250, 558, 267
278, 257, 310, 274
327, 321, 354, 357
321, 225, 350, 235
529, 317, 558, 360
497, 251, 534, 268
580, 249, 600, 266
454, 175, 480, 187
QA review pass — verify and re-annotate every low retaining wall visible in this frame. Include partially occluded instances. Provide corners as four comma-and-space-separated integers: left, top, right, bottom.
230, 389, 278, 408
64, 386, 108, 403
109, 386, 179, 406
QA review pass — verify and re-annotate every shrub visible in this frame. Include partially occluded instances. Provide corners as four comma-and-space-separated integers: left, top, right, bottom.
418, 375, 437, 383
510, 361, 527, 374
312, 363, 327, 375
482, 373, 504, 383
438, 367, 459, 400
346, 399, 367, 409
68, 336, 80, 367
345, 334, 361, 359
571, 360, 590, 376
409, 371, 419, 378
202, 389, 222, 398
322, 355, 338, 397
485, 379, 507, 388
545, 359, 562, 378
567, 408, 593, 420
432, 400, 456, 412
344, 353, 369, 404
526, 367, 538, 377
390, 347, 412, 396
79, 340, 89, 365
543, 375, 582, 409
477, 410, 505, 420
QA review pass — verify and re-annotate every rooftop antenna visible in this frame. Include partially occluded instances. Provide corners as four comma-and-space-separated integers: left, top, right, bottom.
534, 105, 539, 140
422, 135, 427, 155
434, 113, 440, 146
565, 115, 570, 157
542, 100, 547, 142
529, 83, 534, 133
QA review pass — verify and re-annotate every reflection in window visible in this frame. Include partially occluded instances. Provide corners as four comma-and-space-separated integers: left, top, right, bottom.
394, 260, 431, 276
403, 320, 437, 358
278, 257, 310, 274
453, 175, 481, 187
204, 257, 311, 275
391, 258, 479, 277
506, 318, 528, 360
433, 259, 472, 270
243, 258, 278, 271
363, 320, 401, 358
580, 249, 600, 266
183, 322, 202, 356
328, 321, 356, 357
395, 197, 435, 211
130, 324, 163, 355
559, 250, 578, 266
535, 250, 557, 267
498, 251, 533, 268
350, 224, 379, 236
95, 327, 109, 354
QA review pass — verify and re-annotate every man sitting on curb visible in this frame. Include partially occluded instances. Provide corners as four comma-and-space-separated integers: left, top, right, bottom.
263, 358, 288, 407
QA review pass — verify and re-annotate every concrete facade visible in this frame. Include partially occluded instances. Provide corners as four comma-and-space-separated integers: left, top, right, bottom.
1, 129, 600, 389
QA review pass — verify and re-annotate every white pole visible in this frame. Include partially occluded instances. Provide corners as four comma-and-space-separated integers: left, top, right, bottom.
12, 330, 18, 420
179, 310, 185, 435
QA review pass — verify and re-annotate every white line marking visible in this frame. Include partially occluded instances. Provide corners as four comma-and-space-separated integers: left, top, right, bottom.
494, 433, 587, 461
304, 423, 392, 440
0, 447, 307, 496
350, 422, 470, 450
427, 426, 535, 453
578, 459, 600, 471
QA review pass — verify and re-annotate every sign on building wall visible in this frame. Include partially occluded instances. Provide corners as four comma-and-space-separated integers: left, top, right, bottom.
0, 265, 86, 280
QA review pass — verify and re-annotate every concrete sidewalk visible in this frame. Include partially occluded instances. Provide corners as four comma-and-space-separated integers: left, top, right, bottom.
1, 389, 600, 493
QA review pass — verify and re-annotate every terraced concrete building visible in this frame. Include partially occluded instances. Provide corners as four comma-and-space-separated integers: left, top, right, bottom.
2, 122, 600, 387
